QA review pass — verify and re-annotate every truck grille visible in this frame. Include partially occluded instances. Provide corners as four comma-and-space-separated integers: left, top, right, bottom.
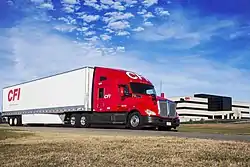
159, 101, 176, 117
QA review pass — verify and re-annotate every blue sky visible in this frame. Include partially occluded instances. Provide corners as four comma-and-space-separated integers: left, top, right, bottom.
0, 0, 250, 103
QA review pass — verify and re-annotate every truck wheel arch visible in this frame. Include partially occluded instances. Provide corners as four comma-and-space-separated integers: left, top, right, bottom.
126, 110, 143, 129
127, 109, 140, 119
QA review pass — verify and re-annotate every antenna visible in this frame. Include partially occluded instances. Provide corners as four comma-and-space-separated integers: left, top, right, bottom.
160, 80, 162, 93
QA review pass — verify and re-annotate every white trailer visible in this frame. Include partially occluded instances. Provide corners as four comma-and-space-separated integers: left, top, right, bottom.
2, 67, 94, 126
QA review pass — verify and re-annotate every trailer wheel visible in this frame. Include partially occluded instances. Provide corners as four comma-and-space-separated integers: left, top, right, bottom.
79, 114, 90, 128
9, 117, 13, 126
70, 114, 79, 128
70, 116, 75, 126
13, 117, 18, 126
127, 112, 142, 130
16, 116, 22, 126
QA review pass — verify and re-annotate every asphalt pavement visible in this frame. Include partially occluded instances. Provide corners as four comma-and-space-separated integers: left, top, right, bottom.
4, 125, 250, 142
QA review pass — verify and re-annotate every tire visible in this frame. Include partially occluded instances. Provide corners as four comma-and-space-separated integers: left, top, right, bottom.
70, 114, 80, 128
127, 112, 143, 130
13, 117, 18, 126
16, 116, 22, 126
9, 117, 13, 126
79, 114, 90, 128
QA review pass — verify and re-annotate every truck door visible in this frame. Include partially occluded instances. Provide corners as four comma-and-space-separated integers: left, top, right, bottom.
97, 87, 105, 111
96, 82, 112, 112
117, 84, 130, 111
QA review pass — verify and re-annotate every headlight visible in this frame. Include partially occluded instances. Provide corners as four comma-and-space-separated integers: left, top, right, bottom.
145, 109, 156, 116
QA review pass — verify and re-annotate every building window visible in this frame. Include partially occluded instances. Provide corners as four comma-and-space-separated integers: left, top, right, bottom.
99, 88, 104, 98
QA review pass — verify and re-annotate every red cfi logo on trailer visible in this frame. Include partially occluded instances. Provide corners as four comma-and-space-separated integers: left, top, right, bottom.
8, 88, 21, 102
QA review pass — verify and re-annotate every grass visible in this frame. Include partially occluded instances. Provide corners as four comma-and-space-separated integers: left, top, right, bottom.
0, 127, 250, 167
178, 123, 250, 135
0, 128, 34, 140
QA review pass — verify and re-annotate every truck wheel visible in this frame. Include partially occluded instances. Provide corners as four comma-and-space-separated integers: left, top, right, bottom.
16, 116, 22, 126
13, 117, 18, 126
70, 114, 80, 128
79, 114, 90, 128
127, 112, 142, 130
9, 117, 13, 126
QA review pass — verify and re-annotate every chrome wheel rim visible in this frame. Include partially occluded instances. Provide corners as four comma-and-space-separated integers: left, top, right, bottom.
130, 115, 140, 127
80, 116, 86, 126
70, 117, 76, 125
14, 118, 17, 125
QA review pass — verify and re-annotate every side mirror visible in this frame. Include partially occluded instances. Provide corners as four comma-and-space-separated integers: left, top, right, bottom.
119, 85, 131, 97
119, 87, 125, 96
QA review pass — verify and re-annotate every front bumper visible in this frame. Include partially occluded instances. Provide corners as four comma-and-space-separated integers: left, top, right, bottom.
142, 116, 180, 128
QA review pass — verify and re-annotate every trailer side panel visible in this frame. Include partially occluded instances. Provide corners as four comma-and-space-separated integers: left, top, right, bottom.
2, 67, 94, 116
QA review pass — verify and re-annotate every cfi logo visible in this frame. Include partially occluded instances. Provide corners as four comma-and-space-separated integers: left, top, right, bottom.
8, 88, 21, 102
126, 71, 150, 82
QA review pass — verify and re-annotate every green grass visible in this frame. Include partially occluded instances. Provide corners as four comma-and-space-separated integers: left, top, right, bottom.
0, 128, 34, 140
178, 123, 250, 135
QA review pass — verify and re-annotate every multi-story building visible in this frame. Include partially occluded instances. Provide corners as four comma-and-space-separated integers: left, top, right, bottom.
169, 94, 250, 122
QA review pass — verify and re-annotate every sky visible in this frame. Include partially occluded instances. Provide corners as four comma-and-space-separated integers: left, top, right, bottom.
0, 0, 250, 108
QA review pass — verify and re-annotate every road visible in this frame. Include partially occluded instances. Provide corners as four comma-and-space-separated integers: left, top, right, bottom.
6, 125, 250, 142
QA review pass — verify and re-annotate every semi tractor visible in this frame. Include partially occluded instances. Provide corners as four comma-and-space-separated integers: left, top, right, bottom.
2, 66, 180, 130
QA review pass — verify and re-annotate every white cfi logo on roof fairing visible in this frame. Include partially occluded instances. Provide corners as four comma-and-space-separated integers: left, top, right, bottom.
126, 71, 150, 82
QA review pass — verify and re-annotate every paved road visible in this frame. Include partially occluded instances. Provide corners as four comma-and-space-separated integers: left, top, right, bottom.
5, 125, 250, 142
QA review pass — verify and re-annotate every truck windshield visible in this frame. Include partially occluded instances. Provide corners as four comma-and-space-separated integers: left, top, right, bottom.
130, 82, 156, 95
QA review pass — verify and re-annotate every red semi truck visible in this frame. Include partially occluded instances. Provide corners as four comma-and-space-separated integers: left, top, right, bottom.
2, 66, 180, 130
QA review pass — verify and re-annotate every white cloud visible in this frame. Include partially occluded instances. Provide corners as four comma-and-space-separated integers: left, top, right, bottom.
112, 1, 126, 11
99, 4, 110, 10
100, 34, 112, 41
85, 36, 99, 42
137, 9, 147, 15
155, 7, 170, 16
135, 10, 237, 49
105, 28, 114, 33
58, 16, 77, 25
31, 0, 45, 3
1, 18, 250, 108
143, 12, 155, 20
60, 0, 81, 13
62, 5, 75, 13
144, 21, 153, 26
116, 46, 125, 52
143, 0, 158, 7
54, 24, 76, 32
132, 27, 144, 32
107, 20, 130, 30
85, 31, 96, 36
100, 0, 114, 6
62, 0, 79, 5
117, 31, 130, 36
7, 0, 14, 5
39, 3, 54, 10
76, 27, 89, 32
83, 0, 101, 10
103, 12, 134, 23
79, 14, 100, 23
122, 0, 137, 7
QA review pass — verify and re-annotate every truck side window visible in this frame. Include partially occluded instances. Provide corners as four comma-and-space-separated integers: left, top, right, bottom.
100, 76, 107, 81
124, 85, 129, 95
99, 88, 104, 98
